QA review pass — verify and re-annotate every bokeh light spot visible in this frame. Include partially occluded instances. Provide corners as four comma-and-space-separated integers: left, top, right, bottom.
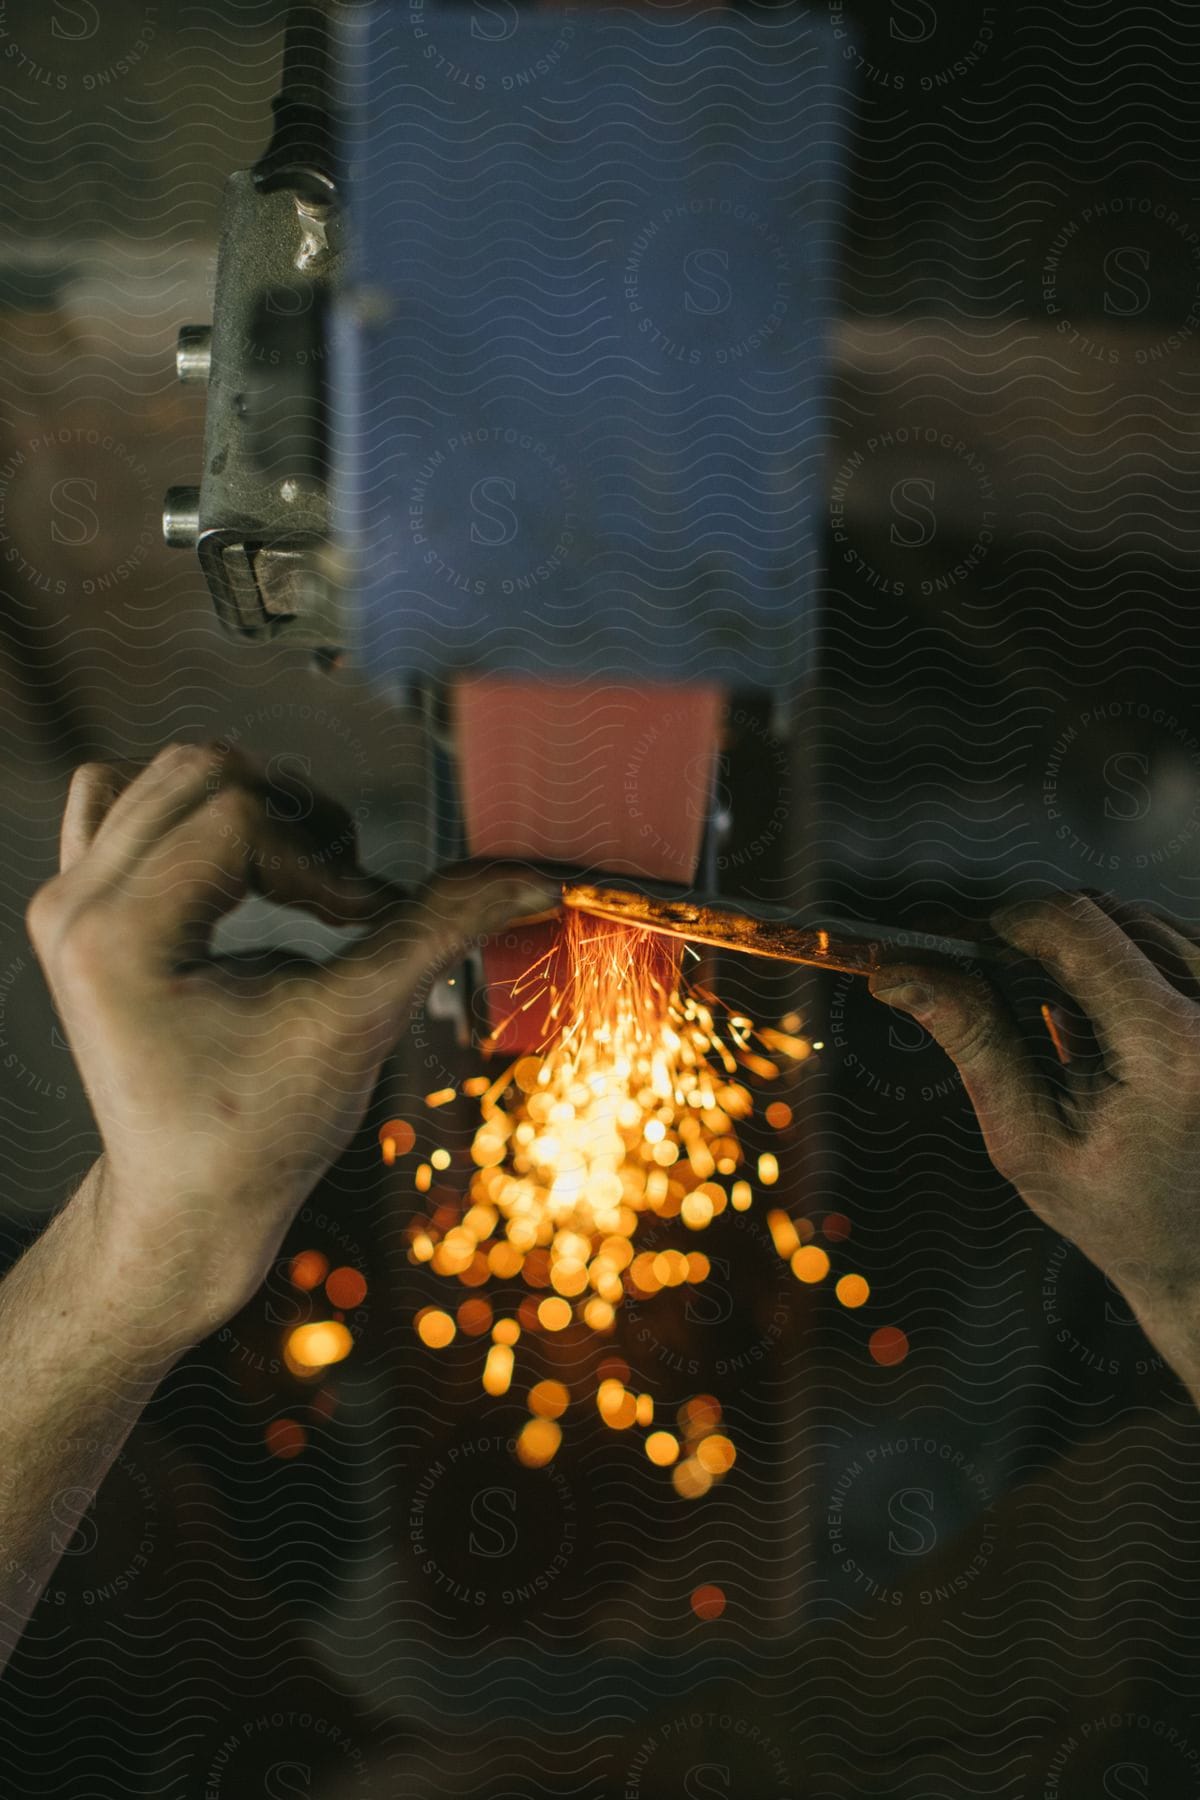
529, 1380, 569, 1419
325, 1266, 367, 1309
673, 1459, 713, 1499
537, 1296, 572, 1332
483, 1343, 514, 1395
869, 1325, 909, 1366
265, 1418, 307, 1460
696, 1434, 736, 1475
690, 1583, 726, 1621
415, 1308, 456, 1349
516, 1417, 561, 1467
790, 1245, 831, 1284
456, 1297, 494, 1337
287, 1320, 353, 1370
289, 1250, 329, 1292
378, 1118, 416, 1159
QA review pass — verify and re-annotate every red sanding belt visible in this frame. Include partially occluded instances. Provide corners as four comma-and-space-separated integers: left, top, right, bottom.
454, 677, 723, 1051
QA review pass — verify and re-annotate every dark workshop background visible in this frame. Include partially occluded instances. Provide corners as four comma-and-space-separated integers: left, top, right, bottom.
2, 1, 1200, 1795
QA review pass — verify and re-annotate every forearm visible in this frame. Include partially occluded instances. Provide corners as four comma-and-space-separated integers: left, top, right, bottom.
0, 1161, 189, 1672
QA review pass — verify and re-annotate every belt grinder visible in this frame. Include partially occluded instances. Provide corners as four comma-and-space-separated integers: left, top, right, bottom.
162, 4, 852, 1046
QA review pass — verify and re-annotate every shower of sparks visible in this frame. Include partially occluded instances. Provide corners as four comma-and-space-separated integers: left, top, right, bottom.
408, 908, 804, 1324
450, 909, 785, 1295
388, 911, 897, 1486
396, 912, 796, 1480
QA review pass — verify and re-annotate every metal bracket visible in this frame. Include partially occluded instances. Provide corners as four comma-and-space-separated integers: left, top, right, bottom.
163, 5, 343, 652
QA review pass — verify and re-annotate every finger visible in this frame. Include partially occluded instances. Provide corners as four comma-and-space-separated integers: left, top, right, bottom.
1078, 889, 1200, 957
59, 761, 136, 872
868, 963, 1060, 1181
75, 741, 244, 890
1084, 896, 1200, 1001
1143, 910, 1200, 972
204, 750, 379, 921
319, 863, 561, 1028
248, 856, 398, 928
115, 781, 400, 965
75, 740, 382, 925
1146, 908, 1200, 953
112, 786, 262, 968
992, 893, 1186, 1063
232, 805, 396, 926
246, 756, 364, 874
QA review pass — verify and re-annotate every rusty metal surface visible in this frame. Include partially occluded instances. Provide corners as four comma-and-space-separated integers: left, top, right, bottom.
561, 878, 998, 975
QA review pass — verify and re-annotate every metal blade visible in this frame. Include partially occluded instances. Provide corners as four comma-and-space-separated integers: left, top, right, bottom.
560, 880, 998, 978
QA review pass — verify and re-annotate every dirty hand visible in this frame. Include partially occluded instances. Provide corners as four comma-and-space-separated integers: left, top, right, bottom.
25, 742, 553, 1351
869, 894, 1200, 1390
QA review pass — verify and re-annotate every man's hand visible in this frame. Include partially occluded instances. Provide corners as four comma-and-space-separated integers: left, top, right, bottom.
24, 741, 556, 1350
869, 893, 1200, 1394
0, 739, 553, 1671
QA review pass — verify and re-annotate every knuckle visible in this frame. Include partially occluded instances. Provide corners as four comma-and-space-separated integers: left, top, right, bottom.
204, 784, 258, 837
995, 894, 1112, 968
1057, 890, 1102, 918
25, 876, 67, 953
69, 760, 117, 799
156, 740, 211, 774
991, 901, 1045, 948
155, 740, 242, 791
54, 903, 119, 985
940, 1006, 1001, 1067
998, 892, 1092, 935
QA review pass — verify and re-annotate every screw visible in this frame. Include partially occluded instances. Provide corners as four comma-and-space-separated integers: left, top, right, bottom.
162, 486, 201, 548
175, 325, 212, 385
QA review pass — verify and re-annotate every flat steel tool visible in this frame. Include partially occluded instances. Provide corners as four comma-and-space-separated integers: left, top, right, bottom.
517, 873, 1002, 979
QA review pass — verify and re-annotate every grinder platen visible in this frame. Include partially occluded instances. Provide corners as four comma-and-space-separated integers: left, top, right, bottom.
454, 678, 724, 1050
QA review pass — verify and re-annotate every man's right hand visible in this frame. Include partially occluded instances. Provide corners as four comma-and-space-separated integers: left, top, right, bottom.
25, 741, 556, 1353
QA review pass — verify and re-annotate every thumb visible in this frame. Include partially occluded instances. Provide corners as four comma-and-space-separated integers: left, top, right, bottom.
320, 862, 560, 1023
867, 964, 1057, 1181
403, 862, 561, 959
